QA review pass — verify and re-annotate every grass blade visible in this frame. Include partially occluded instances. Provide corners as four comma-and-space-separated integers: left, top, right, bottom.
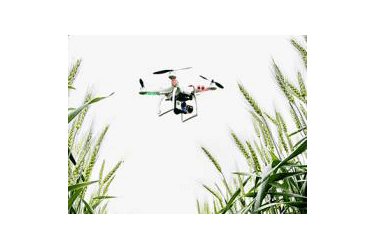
68, 92, 114, 123
68, 180, 98, 192
82, 199, 94, 214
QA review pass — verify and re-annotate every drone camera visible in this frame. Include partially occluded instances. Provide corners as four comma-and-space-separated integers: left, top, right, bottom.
187, 105, 193, 113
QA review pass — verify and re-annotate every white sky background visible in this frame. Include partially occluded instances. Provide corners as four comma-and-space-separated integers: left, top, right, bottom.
68, 35, 306, 213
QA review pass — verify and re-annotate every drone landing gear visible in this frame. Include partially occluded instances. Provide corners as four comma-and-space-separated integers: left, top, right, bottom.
158, 95, 174, 117
181, 94, 198, 122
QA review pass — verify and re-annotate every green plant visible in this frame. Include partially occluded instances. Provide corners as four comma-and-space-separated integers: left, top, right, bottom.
198, 36, 307, 214
68, 59, 123, 214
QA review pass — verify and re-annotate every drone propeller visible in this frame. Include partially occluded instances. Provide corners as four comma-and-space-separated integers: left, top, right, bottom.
153, 67, 192, 74
199, 75, 224, 89
139, 78, 144, 88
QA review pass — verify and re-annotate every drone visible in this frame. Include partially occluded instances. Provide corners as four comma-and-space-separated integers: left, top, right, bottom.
139, 67, 224, 122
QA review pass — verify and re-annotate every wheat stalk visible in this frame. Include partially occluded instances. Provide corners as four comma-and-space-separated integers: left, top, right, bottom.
264, 112, 278, 126
273, 60, 295, 104
246, 141, 261, 174
68, 59, 81, 86
286, 81, 307, 104
297, 72, 307, 98
84, 125, 109, 182
201, 147, 222, 174
102, 160, 123, 185
291, 39, 307, 68
238, 83, 263, 116
300, 104, 307, 120
231, 131, 251, 166
253, 119, 261, 138
197, 36, 307, 214
276, 112, 288, 133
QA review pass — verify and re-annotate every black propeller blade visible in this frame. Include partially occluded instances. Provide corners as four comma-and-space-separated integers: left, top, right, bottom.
139, 78, 144, 88
153, 69, 173, 74
153, 67, 192, 75
199, 75, 224, 89
214, 81, 224, 89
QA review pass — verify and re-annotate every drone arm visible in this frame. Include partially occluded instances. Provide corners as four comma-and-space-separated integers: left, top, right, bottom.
188, 85, 196, 94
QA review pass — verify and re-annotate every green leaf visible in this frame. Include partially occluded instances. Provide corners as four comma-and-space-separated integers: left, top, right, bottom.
68, 180, 98, 192
253, 201, 306, 213
262, 138, 307, 182
68, 92, 114, 123
269, 150, 279, 161
68, 191, 81, 210
254, 163, 274, 211
253, 141, 307, 212
93, 196, 117, 200
283, 164, 307, 169
289, 138, 307, 158
293, 137, 307, 150
269, 171, 306, 182
288, 127, 307, 137
82, 199, 94, 214
268, 192, 307, 199
231, 172, 250, 176
202, 184, 223, 206
286, 201, 307, 209
219, 176, 251, 214
68, 148, 76, 165
68, 85, 76, 90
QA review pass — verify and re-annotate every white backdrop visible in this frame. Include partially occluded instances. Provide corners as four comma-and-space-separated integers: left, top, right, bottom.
68, 35, 305, 213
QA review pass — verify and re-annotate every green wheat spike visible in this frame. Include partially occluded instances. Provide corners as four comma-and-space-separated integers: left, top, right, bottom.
287, 81, 307, 104
231, 131, 251, 162
71, 130, 93, 183
102, 176, 115, 195
253, 140, 266, 164
68, 59, 81, 86
276, 112, 288, 133
238, 83, 263, 116
291, 39, 307, 68
253, 119, 261, 138
250, 111, 273, 150
297, 72, 307, 97
273, 60, 295, 104
264, 112, 278, 126
99, 160, 105, 184
300, 104, 307, 120
290, 107, 302, 130
261, 143, 271, 163
98, 160, 105, 194
278, 128, 289, 155
246, 141, 261, 174
201, 147, 222, 173
102, 160, 123, 185
68, 122, 77, 150
84, 126, 110, 182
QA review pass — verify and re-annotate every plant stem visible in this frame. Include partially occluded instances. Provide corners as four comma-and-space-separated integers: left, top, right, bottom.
289, 102, 306, 137
261, 116, 282, 159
